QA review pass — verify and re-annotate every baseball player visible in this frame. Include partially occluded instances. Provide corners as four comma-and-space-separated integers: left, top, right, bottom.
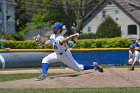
132, 39, 140, 48
128, 45, 140, 71
35, 22, 103, 81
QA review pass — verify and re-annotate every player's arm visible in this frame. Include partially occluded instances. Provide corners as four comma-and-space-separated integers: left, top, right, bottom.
128, 51, 133, 60
44, 40, 51, 46
59, 33, 79, 44
37, 40, 51, 46
131, 53, 140, 66
131, 60, 137, 67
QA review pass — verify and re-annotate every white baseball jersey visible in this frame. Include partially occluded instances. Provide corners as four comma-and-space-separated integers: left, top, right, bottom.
42, 33, 84, 71
128, 50, 140, 64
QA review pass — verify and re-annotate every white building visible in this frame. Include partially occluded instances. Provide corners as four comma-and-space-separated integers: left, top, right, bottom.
0, 0, 17, 33
83, 0, 140, 40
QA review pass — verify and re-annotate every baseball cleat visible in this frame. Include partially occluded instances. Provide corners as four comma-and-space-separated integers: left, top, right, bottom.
95, 65, 104, 72
93, 62, 104, 72
35, 75, 46, 81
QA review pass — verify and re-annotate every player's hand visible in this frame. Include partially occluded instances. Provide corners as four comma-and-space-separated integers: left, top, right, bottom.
34, 35, 45, 46
34, 35, 41, 43
72, 33, 79, 38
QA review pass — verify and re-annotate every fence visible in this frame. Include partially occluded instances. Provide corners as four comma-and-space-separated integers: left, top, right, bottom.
0, 48, 131, 68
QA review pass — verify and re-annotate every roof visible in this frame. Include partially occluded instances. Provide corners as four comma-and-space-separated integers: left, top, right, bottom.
127, 0, 140, 7
83, 0, 140, 27
114, 0, 140, 24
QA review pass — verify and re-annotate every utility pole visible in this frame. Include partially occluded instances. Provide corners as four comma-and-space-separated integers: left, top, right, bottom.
0, 0, 2, 33
1, 0, 7, 34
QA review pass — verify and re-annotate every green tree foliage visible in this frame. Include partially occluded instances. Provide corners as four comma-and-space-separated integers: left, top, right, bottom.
49, 0, 101, 34
15, 0, 101, 35
96, 16, 121, 38
20, 14, 52, 36
15, 0, 32, 32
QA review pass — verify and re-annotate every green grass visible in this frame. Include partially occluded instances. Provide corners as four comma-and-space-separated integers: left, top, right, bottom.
0, 67, 66, 71
0, 88, 140, 93
0, 73, 64, 82
0, 68, 40, 71
0, 65, 140, 71
0, 73, 40, 82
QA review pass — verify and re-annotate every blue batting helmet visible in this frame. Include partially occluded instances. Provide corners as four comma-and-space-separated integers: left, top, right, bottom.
130, 45, 135, 49
53, 22, 63, 29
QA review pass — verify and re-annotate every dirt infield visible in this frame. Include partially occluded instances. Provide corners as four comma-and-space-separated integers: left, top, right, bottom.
0, 68, 140, 89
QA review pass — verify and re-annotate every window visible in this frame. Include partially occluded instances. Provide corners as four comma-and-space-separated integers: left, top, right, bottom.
88, 27, 91, 32
108, 1, 112, 5
115, 10, 119, 20
102, 11, 106, 18
128, 25, 137, 35
115, 10, 119, 15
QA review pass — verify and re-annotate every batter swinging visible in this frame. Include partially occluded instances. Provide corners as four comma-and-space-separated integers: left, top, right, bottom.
36, 22, 103, 81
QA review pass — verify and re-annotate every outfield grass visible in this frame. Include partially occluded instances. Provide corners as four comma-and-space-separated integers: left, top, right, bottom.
0, 68, 40, 71
0, 65, 140, 71
0, 73, 39, 82
0, 87, 140, 93
0, 67, 66, 71
0, 73, 64, 82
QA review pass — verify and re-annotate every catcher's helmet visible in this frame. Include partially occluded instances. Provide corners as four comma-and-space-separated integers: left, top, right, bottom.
53, 22, 63, 29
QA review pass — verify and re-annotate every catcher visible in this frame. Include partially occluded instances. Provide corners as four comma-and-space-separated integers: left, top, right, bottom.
128, 45, 140, 71
34, 22, 103, 81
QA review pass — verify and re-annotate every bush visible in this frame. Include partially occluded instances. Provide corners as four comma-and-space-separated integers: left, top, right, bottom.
0, 34, 16, 40
96, 16, 121, 38
11, 33, 23, 41
0, 37, 132, 49
0, 40, 52, 49
79, 33, 96, 39
75, 37, 132, 48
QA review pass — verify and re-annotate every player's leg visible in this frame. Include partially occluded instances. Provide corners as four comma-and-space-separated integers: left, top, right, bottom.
36, 52, 58, 80
61, 56, 103, 72
60, 50, 103, 72
128, 58, 134, 71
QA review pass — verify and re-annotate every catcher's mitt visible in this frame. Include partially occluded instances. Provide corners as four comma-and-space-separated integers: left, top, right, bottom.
34, 35, 46, 47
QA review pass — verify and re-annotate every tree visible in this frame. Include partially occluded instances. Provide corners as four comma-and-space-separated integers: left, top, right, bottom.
15, 0, 51, 31
96, 16, 121, 38
75, 0, 100, 33
49, 0, 100, 34
15, 0, 101, 35
15, 0, 31, 32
